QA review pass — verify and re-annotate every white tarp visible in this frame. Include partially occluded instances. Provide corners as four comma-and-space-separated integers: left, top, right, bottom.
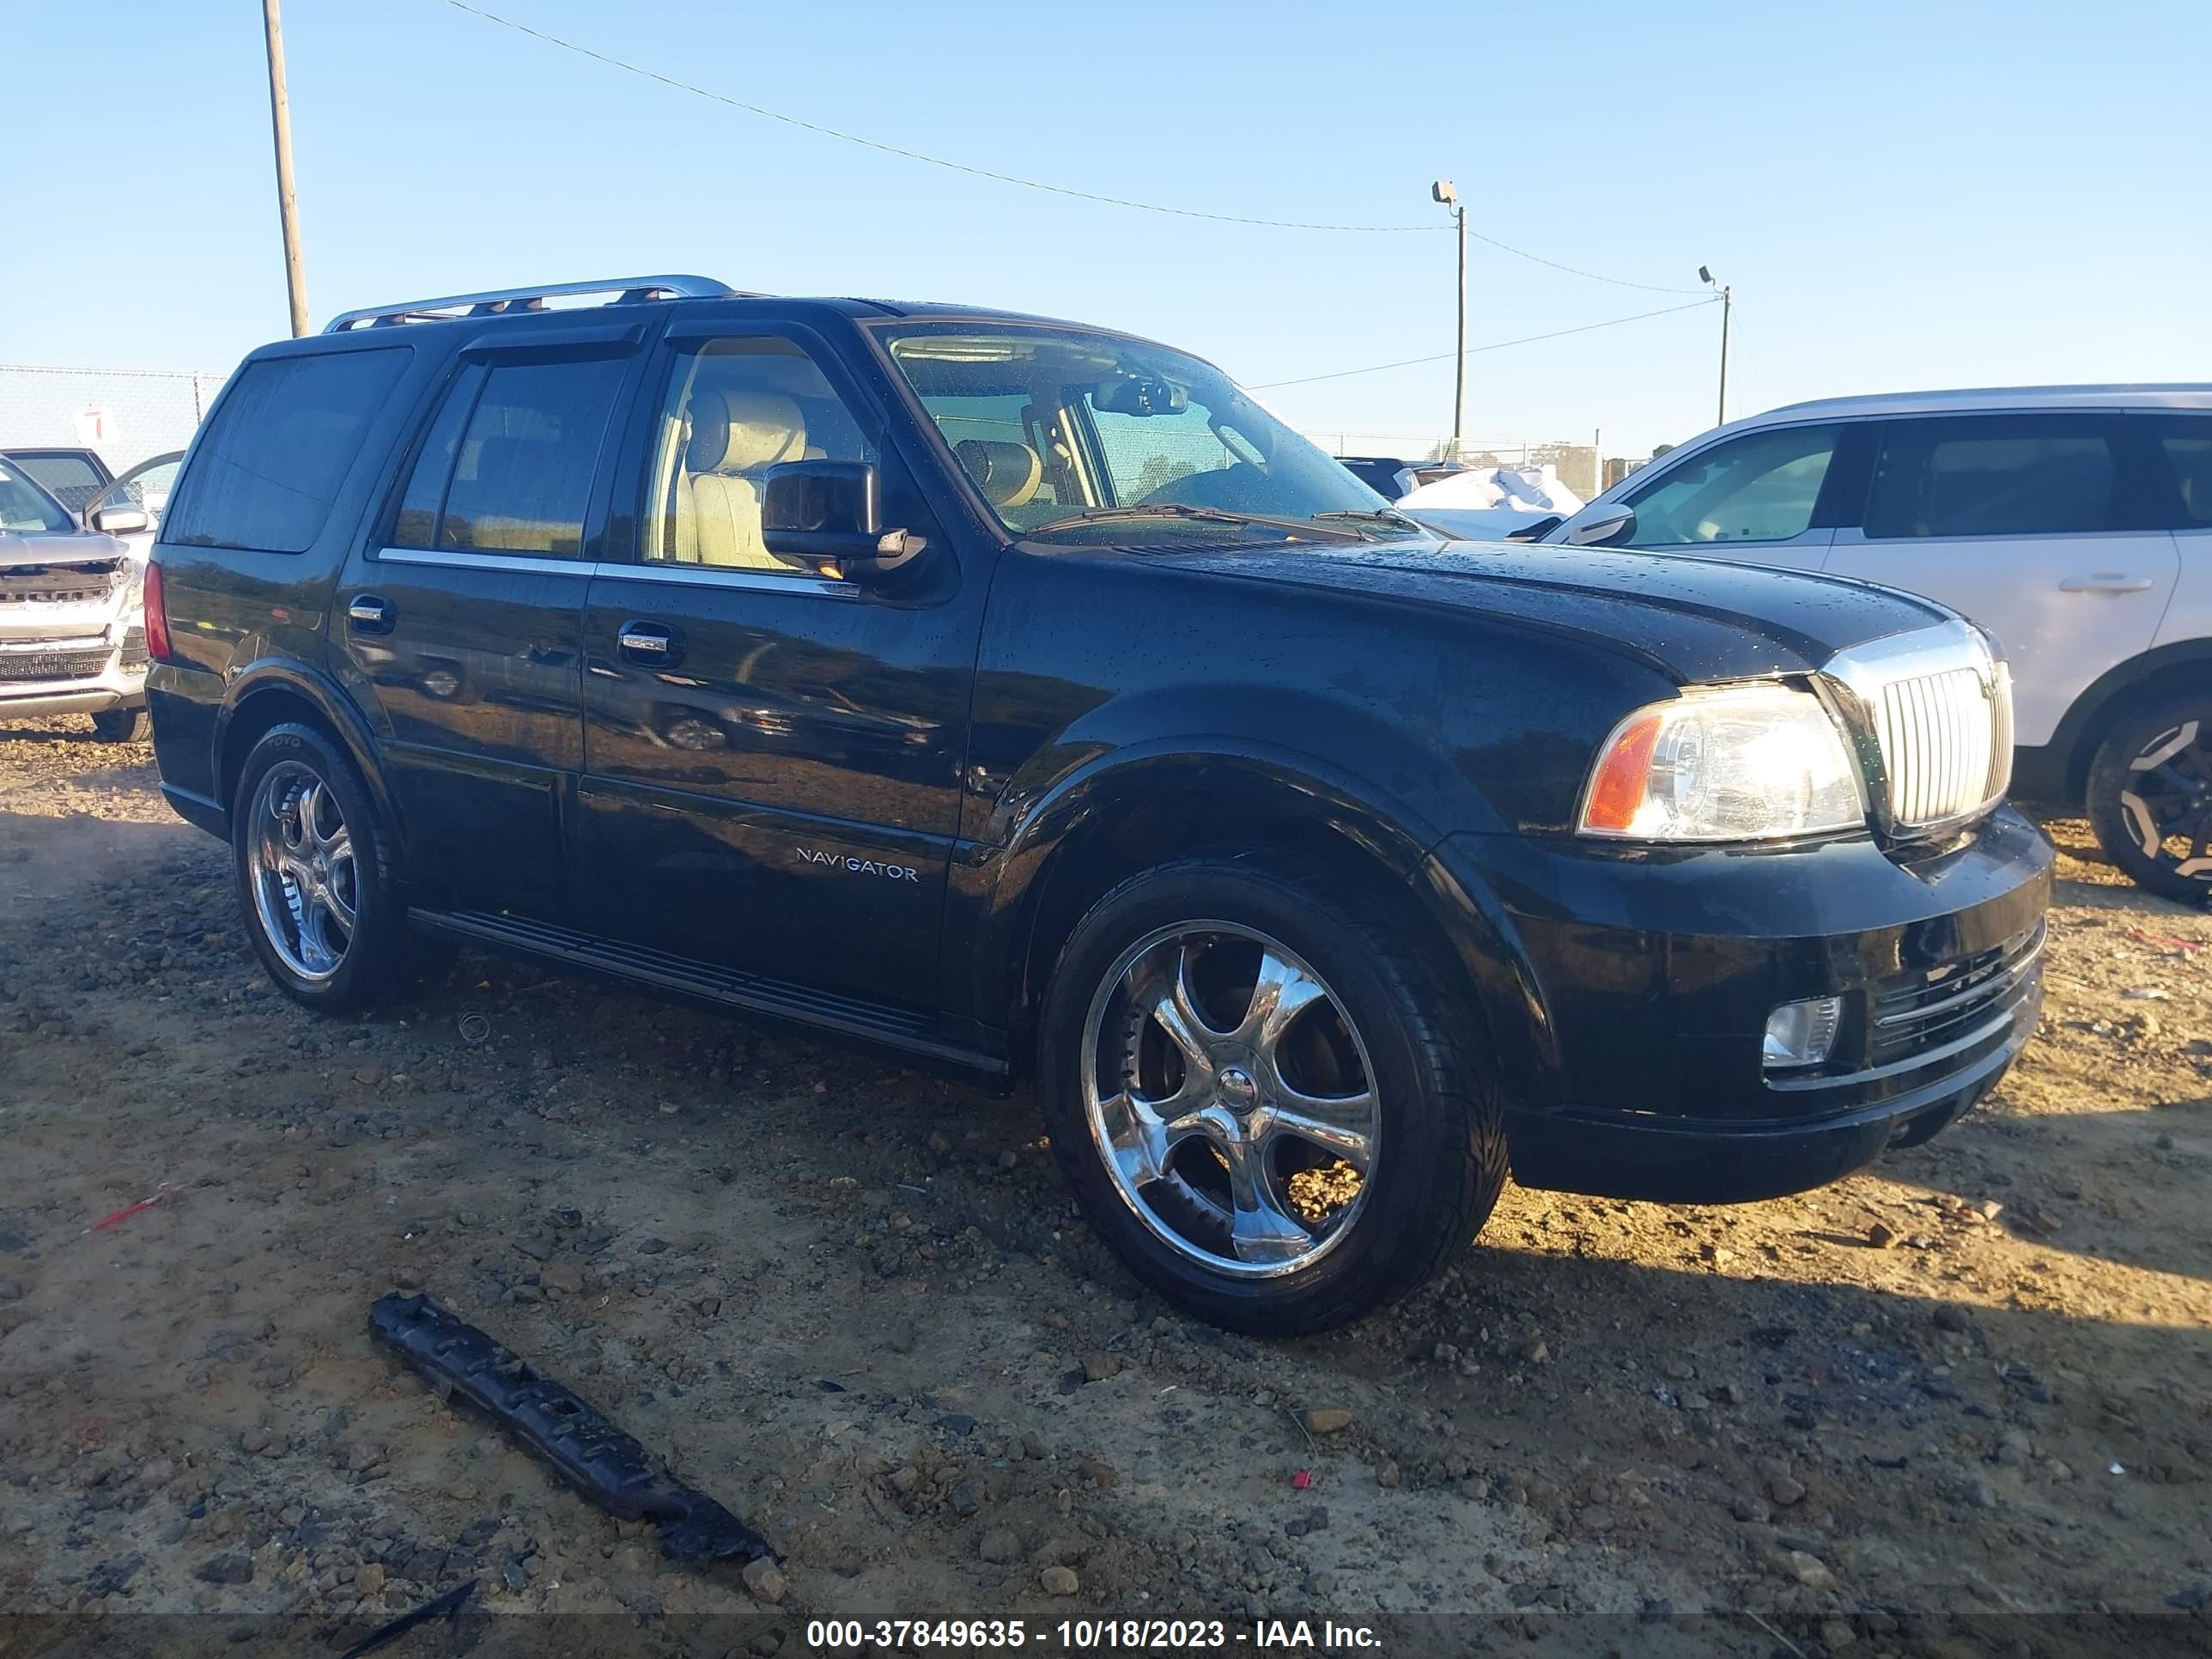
1398, 464, 1584, 541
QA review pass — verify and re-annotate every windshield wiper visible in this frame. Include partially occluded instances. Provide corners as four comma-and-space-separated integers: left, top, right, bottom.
1025, 503, 1369, 543
1308, 507, 1426, 537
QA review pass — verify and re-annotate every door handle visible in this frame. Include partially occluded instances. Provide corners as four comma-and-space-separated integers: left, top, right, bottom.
348, 593, 393, 634
2058, 574, 2156, 593
617, 620, 684, 666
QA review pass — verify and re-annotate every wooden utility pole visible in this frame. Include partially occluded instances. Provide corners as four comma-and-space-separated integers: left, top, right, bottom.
262, 0, 310, 337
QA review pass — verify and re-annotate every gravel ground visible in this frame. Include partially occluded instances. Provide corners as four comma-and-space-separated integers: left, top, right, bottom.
2, 714, 2209, 1658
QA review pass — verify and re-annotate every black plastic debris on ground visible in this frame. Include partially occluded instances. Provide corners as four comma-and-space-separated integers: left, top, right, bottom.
368, 1292, 774, 1565
338, 1579, 477, 1659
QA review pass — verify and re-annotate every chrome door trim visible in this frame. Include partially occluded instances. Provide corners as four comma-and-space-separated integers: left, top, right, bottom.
374, 546, 595, 577
589, 562, 857, 600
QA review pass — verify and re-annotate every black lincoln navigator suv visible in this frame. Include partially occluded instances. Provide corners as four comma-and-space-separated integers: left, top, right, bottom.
143, 276, 2052, 1334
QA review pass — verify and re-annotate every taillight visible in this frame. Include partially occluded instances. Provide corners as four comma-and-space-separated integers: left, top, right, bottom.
144, 561, 173, 664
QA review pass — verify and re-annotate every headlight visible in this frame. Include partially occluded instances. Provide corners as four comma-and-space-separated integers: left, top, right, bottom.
1577, 683, 1867, 842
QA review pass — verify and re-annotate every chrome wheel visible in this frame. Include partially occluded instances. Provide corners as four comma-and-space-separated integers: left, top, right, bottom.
2119, 719, 2212, 881
1080, 921, 1379, 1279
248, 761, 358, 981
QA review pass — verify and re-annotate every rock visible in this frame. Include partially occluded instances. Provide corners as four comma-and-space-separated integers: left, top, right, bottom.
1078, 1460, 1119, 1488
1039, 1565, 1079, 1596
1732, 1496, 1771, 1523
889, 1467, 921, 1495
1768, 1474, 1807, 1507
196, 1553, 253, 1585
1784, 1551, 1837, 1590
637, 1237, 668, 1255
1080, 1352, 1122, 1383
240, 1425, 275, 1455
1867, 1222, 1899, 1249
1712, 1382, 1743, 1406
1932, 1306, 1972, 1334
742, 1558, 788, 1604
949, 1480, 984, 1517
1022, 1432, 1047, 1460
355, 1563, 385, 1595
1376, 1461, 1401, 1489
1304, 1408, 1355, 1436
1960, 1476, 1999, 1510
888, 1322, 918, 1355
514, 1237, 553, 1261
1820, 1619, 1857, 1650
979, 1529, 1021, 1565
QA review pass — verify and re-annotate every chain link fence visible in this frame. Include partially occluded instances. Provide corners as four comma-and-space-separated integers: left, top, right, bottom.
0, 364, 229, 475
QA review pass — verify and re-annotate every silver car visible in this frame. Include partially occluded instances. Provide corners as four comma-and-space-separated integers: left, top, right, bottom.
0, 454, 161, 740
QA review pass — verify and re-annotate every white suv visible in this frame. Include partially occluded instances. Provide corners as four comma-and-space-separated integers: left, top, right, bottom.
1542, 386, 2212, 901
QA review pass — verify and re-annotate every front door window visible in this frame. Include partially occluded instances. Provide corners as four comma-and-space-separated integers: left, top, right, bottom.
1625, 425, 1842, 547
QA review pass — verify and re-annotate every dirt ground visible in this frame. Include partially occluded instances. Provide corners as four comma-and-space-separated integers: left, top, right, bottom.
2, 714, 2209, 1659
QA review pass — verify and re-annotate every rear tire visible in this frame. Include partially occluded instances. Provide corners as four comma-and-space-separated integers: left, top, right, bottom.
2087, 696, 2212, 903
231, 722, 455, 1012
89, 707, 148, 743
1037, 856, 1507, 1336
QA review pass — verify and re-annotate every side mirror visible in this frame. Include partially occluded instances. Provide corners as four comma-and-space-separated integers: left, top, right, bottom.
91, 505, 151, 536
1564, 504, 1635, 547
760, 461, 926, 584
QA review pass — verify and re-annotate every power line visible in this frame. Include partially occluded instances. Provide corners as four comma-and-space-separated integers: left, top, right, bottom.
1247, 298, 1717, 389
443, 1, 1702, 292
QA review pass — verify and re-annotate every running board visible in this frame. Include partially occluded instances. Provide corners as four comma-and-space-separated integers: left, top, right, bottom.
410, 906, 1007, 1077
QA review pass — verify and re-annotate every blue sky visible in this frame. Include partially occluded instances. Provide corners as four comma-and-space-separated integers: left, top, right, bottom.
5, 0, 2206, 457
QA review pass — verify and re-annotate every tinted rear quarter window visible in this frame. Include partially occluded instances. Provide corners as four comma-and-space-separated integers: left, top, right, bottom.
167, 347, 410, 552
390, 356, 629, 557
2145, 413, 2212, 528
1863, 415, 2122, 538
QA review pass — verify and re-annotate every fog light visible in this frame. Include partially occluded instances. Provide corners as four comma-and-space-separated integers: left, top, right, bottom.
1763, 996, 1842, 1070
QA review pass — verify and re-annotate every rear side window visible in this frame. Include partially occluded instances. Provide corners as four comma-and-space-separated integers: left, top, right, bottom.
9, 454, 105, 515
166, 348, 408, 552
1863, 415, 2122, 539
390, 356, 628, 557
2144, 414, 2212, 528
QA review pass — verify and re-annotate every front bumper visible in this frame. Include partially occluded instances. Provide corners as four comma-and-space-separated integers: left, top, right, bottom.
1431, 806, 2054, 1203
0, 635, 147, 720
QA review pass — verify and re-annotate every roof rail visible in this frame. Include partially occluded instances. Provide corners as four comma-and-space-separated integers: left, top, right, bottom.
324, 275, 741, 333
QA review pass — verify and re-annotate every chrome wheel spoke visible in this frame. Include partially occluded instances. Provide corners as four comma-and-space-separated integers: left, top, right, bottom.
1221, 1142, 1313, 1265
1135, 945, 1218, 1069
1240, 950, 1328, 1050
1098, 1090, 1215, 1186
1264, 1098, 1375, 1172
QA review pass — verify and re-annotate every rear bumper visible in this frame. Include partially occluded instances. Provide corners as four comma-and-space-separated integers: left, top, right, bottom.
1430, 806, 2054, 1203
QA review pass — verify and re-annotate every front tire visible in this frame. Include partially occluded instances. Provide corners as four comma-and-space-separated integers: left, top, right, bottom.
89, 707, 148, 742
231, 722, 454, 1012
2088, 697, 2212, 903
1038, 857, 1506, 1335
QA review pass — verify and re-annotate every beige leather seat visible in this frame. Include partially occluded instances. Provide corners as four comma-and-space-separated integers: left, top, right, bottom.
953, 438, 1044, 512
685, 390, 811, 569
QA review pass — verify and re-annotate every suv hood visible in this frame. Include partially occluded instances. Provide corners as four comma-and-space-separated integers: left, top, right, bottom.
0, 528, 129, 571
1150, 535, 1954, 684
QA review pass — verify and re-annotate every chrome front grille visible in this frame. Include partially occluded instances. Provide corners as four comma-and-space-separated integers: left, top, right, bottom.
1876, 663, 2012, 827
1824, 623, 2014, 834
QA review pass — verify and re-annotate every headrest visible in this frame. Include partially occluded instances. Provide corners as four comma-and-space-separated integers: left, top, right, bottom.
955, 438, 1043, 508
689, 388, 807, 473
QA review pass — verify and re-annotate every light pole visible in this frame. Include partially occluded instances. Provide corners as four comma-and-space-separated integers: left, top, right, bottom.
1434, 180, 1466, 453
1699, 265, 1730, 426
262, 0, 310, 337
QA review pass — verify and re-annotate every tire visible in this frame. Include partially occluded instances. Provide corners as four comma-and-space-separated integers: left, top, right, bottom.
231, 722, 456, 1012
89, 706, 149, 743
2087, 696, 2212, 903
1037, 856, 1507, 1336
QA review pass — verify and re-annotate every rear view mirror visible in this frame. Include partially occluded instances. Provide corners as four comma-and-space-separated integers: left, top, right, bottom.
1565, 504, 1636, 547
761, 461, 926, 585
91, 506, 151, 535
1092, 378, 1188, 417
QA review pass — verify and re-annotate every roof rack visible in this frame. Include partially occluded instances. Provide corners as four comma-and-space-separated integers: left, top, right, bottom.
324, 275, 743, 333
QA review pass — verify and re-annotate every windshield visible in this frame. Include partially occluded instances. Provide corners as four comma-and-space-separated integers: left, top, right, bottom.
878, 324, 1401, 540
0, 463, 75, 534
